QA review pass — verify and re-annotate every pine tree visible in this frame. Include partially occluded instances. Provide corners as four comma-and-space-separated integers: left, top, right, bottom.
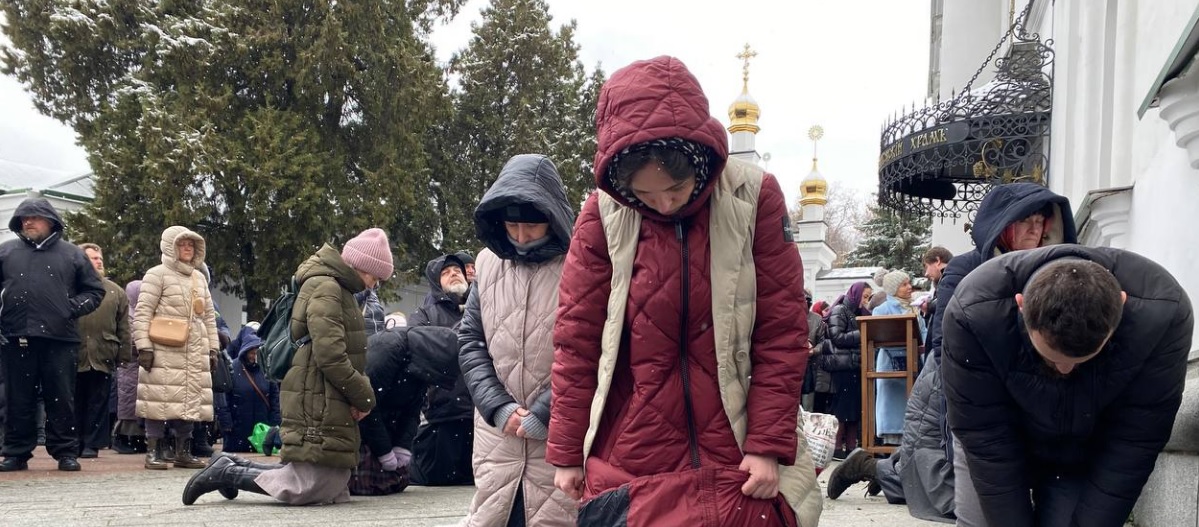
844, 202, 932, 277
433, 0, 603, 251
3, 0, 465, 317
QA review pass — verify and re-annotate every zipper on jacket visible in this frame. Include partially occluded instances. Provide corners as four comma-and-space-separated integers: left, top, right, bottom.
675, 221, 701, 470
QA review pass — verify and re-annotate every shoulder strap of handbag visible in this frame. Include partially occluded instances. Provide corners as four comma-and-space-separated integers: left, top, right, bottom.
189, 273, 198, 329
242, 363, 270, 407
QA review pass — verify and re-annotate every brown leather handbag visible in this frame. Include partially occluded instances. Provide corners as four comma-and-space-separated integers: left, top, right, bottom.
147, 275, 197, 347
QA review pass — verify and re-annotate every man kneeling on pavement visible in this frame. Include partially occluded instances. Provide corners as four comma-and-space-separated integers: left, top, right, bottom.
833, 245, 1191, 527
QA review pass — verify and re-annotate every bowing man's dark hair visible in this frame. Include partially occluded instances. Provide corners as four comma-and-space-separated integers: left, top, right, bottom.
1022, 259, 1123, 358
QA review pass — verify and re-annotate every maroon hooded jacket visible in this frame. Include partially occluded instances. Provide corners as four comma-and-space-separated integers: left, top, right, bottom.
548, 56, 808, 526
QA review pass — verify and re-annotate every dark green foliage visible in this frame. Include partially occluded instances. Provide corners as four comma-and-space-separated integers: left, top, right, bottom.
432, 0, 604, 251
3, 0, 464, 317
844, 202, 932, 277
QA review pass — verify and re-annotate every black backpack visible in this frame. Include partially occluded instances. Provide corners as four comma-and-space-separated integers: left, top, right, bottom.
257, 277, 312, 382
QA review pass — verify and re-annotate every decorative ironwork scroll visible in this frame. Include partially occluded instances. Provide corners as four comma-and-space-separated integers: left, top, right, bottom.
878, 0, 1054, 219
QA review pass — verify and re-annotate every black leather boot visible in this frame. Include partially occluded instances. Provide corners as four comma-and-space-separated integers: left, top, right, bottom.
182, 455, 268, 505
210, 452, 284, 499
174, 437, 207, 469
162, 433, 176, 462
214, 451, 286, 470
112, 435, 136, 454
191, 423, 215, 457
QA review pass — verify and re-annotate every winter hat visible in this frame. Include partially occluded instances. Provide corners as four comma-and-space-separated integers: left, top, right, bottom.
499, 203, 549, 224
882, 270, 910, 297
868, 291, 888, 310
454, 251, 475, 265
439, 254, 465, 276
125, 280, 143, 317
872, 268, 890, 286
342, 228, 394, 280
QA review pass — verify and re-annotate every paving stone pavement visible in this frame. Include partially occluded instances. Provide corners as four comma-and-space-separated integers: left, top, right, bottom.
0, 447, 943, 526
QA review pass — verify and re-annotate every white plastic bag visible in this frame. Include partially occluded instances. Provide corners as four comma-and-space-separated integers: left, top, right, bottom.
800, 409, 839, 470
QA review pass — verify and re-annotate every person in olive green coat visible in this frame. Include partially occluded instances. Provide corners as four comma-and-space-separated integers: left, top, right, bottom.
183, 229, 391, 506
74, 243, 131, 458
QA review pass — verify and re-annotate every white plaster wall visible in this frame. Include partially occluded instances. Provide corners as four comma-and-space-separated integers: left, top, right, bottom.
1126, 142, 1199, 350
1131, 1, 1199, 102
213, 289, 246, 333
1048, 0, 1199, 349
1051, 0, 1199, 204
930, 217, 973, 256
938, 0, 1004, 99
929, 0, 1005, 254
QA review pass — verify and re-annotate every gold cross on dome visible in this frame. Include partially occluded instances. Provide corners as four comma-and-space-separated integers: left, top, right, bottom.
736, 43, 758, 87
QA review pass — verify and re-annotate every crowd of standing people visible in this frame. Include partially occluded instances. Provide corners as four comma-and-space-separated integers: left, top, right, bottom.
0, 54, 1193, 527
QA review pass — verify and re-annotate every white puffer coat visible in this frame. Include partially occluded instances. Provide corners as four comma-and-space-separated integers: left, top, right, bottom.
132, 226, 217, 422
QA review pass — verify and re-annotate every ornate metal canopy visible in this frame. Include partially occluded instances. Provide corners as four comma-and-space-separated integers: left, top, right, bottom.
878, 1, 1054, 219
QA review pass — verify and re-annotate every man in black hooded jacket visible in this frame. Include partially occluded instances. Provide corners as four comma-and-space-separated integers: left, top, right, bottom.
407, 254, 474, 485
943, 245, 1191, 527
0, 198, 105, 472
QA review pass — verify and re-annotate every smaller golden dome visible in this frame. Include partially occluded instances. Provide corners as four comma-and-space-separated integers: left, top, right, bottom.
800, 158, 828, 207
728, 87, 761, 134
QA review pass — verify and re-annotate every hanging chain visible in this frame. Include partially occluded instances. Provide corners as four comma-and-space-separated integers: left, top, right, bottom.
962, 0, 1037, 92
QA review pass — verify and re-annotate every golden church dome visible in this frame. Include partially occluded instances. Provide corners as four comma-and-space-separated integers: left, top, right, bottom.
728, 44, 761, 135
728, 88, 761, 134
800, 158, 829, 207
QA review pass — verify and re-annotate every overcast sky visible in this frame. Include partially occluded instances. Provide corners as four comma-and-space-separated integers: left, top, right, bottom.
436, 0, 933, 206
1, 0, 931, 205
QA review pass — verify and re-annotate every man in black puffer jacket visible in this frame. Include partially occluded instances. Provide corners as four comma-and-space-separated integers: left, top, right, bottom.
407, 254, 474, 486
943, 245, 1192, 527
829, 183, 1076, 522
0, 198, 105, 472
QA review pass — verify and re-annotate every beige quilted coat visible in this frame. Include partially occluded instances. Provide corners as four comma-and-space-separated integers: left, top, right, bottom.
132, 226, 217, 422
462, 249, 575, 527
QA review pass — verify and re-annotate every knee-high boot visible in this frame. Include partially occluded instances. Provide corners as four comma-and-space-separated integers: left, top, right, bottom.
182, 455, 269, 505
214, 451, 286, 470
210, 452, 286, 499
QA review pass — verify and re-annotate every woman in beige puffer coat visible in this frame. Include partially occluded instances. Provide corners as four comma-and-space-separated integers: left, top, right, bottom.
457, 155, 577, 526
132, 226, 218, 470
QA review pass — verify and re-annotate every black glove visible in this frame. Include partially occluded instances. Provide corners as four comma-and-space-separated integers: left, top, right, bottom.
137, 349, 155, 371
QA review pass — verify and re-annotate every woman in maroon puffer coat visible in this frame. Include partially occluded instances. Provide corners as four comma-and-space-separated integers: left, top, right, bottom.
548, 56, 819, 526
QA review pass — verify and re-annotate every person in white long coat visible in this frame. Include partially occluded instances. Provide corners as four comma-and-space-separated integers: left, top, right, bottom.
132, 226, 218, 470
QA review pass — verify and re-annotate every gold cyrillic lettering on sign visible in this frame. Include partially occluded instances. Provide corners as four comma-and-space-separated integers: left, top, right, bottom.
909, 128, 948, 150
879, 142, 904, 167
